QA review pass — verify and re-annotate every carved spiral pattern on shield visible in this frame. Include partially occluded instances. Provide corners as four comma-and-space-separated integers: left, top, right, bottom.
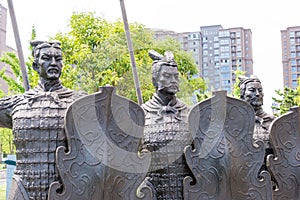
268, 107, 300, 200
48, 86, 154, 200
184, 91, 273, 200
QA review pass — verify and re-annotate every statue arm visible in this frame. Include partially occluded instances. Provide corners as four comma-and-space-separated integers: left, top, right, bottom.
0, 95, 18, 129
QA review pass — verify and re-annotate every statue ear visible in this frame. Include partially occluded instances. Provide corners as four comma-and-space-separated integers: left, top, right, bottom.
32, 61, 39, 73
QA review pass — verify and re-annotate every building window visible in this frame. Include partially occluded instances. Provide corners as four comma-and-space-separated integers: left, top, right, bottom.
290, 38, 295, 44
290, 45, 295, 52
220, 53, 230, 58
292, 80, 298, 88
221, 73, 231, 79
220, 46, 230, 52
220, 39, 230, 45
221, 66, 230, 72
219, 31, 230, 37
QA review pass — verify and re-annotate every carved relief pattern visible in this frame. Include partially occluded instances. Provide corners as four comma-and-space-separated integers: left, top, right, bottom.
268, 107, 300, 200
184, 91, 272, 200
48, 86, 153, 200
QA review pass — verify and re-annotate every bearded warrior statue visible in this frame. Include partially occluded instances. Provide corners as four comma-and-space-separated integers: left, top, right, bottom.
0, 41, 86, 200
139, 50, 193, 200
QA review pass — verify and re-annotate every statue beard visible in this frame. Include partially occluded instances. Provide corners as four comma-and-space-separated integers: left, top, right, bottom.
248, 97, 263, 109
157, 83, 179, 95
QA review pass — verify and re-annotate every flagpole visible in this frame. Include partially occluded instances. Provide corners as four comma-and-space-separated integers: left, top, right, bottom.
7, 0, 30, 91
119, 0, 143, 105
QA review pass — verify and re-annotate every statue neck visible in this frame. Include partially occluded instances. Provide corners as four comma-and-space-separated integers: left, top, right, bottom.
156, 91, 176, 106
255, 108, 264, 116
38, 78, 62, 92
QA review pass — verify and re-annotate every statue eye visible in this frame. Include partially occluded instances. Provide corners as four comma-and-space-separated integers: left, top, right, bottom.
163, 73, 170, 78
41, 55, 50, 61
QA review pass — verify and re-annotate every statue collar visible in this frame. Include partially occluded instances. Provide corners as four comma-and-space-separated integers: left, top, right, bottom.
142, 93, 188, 122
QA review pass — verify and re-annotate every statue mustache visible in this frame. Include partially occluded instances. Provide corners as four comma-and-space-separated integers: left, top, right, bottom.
158, 84, 179, 91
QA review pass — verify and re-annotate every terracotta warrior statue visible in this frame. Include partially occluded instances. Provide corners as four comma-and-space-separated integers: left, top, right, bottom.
0, 41, 86, 199
239, 75, 275, 171
139, 50, 193, 200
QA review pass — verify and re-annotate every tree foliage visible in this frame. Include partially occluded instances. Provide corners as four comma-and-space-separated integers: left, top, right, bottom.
51, 12, 206, 104
0, 128, 14, 155
232, 69, 246, 98
272, 86, 299, 116
0, 13, 208, 154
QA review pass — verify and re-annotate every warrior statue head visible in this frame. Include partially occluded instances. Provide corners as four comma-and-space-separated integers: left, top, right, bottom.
149, 50, 179, 96
238, 75, 264, 112
31, 41, 63, 82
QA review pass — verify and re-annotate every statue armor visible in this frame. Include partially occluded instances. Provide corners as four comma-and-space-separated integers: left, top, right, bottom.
140, 93, 192, 200
0, 84, 86, 200
253, 110, 275, 149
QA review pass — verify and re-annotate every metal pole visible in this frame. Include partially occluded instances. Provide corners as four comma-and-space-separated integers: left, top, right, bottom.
119, 0, 143, 105
7, 0, 30, 91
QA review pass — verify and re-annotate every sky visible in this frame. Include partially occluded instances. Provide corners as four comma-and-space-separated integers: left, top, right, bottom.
1, 0, 300, 113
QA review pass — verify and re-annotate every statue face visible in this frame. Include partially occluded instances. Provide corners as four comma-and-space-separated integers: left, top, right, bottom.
36, 47, 63, 80
244, 82, 264, 110
156, 65, 179, 95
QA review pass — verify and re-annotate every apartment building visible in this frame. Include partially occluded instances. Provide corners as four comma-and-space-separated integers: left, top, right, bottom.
201, 25, 253, 93
281, 26, 300, 89
150, 28, 202, 74
0, 4, 15, 93
151, 25, 253, 94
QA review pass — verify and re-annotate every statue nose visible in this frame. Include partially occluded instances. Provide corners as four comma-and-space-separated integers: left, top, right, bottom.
50, 57, 57, 65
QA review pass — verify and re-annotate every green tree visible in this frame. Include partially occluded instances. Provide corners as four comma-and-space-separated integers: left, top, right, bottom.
0, 13, 208, 155
232, 69, 246, 98
272, 87, 299, 116
0, 128, 14, 155
52, 12, 206, 103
